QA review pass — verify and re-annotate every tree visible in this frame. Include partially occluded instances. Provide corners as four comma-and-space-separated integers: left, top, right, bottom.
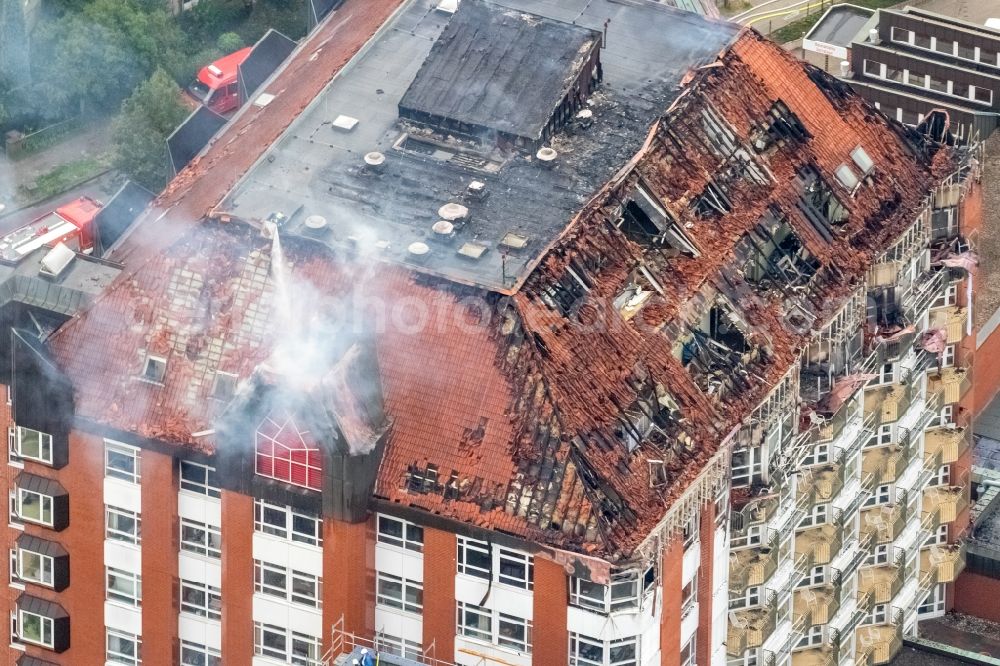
217, 31, 244, 54
111, 68, 188, 192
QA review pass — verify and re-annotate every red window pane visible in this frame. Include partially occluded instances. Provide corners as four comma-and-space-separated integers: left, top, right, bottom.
254, 410, 323, 491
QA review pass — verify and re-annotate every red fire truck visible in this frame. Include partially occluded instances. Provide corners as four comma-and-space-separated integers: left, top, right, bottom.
0, 197, 101, 265
188, 47, 253, 115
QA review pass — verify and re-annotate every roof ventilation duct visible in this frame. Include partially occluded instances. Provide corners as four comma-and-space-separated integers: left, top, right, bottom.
869, 28, 880, 44
39, 243, 75, 280
364, 151, 385, 172
839, 61, 850, 77
536, 147, 558, 167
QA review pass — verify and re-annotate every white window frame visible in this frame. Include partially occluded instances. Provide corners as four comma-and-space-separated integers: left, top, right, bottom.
798, 565, 827, 589
866, 544, 890, 566
731, 446, 762, 487
457, 536, 492, 580
181, 579, 222, 620
376, 571, 422, 614
105, 441, 141, 484
569, 632, 638, 666
866, 424, 893, 449
919, 583, 947, 616
864, 603, 888, 626
107, 628, 141, 665
107, 567, 142, 607
931, 284, 957, 309
254, 559, 322, 609
141, 354, 167, 383
181, 639, 221, 666
681, 573, 698, 617
17, 607, 54, 648
376, 514, 424, 552
253, 622, 322, 666
17, 488, 53, 526
569, 566, 654, 614
924, 524, 949, 547
798, 503, 829, 530
801, 443, 830, 467
14, 426, 52, 465
681, 634, 697, 666
375, 633, 422, 662
457, 602, 532, 654
179, 460, 221, 498
929, 464, 951, 488
17, 547, 53, 587
180, 518, 221, 558
729, 586, 761, 610
863, 485, 891, 508
107, 506, 142, 545
253, 500, 322, 547
497, 547, 534, 589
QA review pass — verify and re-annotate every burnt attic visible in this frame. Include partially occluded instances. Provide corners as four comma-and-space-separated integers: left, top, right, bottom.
397, 0, 603, 148
43, 1, 956, 562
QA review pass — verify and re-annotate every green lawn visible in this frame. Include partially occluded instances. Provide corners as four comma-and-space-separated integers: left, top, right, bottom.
771, 0, 900, 44
17, 156, 110, 206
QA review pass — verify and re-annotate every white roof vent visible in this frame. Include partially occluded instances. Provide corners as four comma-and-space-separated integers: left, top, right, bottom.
869, 28, 879, 44
467, 180, 487, 199
536, 147, 558, 163
432, 220, 454, 235
305, 215, 327, 230
436, 0, 459, 12
408, 241, 430, 256
438, 203, 469, 221
839, 61, 850, 77
254, 93, 276, 108
364, 151, 385, 169
332, 115, 359, 132
39, 242, 75, 279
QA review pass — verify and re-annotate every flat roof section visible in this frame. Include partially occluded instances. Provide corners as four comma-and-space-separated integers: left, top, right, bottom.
398, 0, 601, 142
805, 4, 874, 47
218, 0, 740, 291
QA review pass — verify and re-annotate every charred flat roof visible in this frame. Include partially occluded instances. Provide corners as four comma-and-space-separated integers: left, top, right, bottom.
398, 0, 601, 141
218, 0, 739, 292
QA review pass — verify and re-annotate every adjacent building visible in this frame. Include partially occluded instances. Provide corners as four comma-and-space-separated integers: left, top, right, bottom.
0, 1, 985, 666
805, 5, 1000, 141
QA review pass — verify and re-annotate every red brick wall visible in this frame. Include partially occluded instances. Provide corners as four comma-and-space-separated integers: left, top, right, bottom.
141, 448, 179, 662
697, 502, 715, 663
323, 518, 372, 648
954, 572, 1000, 623
422, 528, 456, 661
221, 490, 254, 664
661, 535, 684, 666
533, 556, 568, 665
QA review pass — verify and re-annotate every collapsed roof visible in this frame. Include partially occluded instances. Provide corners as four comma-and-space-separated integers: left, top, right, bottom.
46, 1, 953, 560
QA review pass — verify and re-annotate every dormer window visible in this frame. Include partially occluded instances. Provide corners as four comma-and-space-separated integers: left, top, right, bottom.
141, 355, 167, 383
255, 411, 323, 491
678, 298, 761, 399
211, 372, 238, 401
743, 212, 818, 290
617, 183, 698, 255
797, 166, 848, 239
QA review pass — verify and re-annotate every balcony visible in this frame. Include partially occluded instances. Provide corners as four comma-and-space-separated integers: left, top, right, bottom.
902, 269, 947, 324
729, 532, 781, 593
792, 644, 838, 666
929, 305, 966, 345
860, 498, 908, 545
794, 576, 842, 626
797, 455, 848, 508
920, 542, 966, 584
796, 522, 844, 566
928, 366, 970, 405
923, 485, 969, 524
858, 556, 907, 605
864, 381, 915, 426
924, 427, 969, 466
861, 439, 911, 487
727, 594, 779, 656
857, 622, 904, 665
731, 483, 786, 538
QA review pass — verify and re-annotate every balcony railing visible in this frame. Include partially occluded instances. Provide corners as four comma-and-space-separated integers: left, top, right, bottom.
730, 532, 781, 594
923, 485, 969, 524
797, 454, 849, 509
921, 541, 967, 586
731, 485, 785, 541
796, 520, 845, 566
794, 570, 842, 626
856, 609, 904, 665
928, 366, 970, 405
728, 592, 779, 656
902, 268, 947, 324
864, 380, 916, 426
915, 449, 944, 494
861, 494, 909, 545
929, 305, 967, 345
924, 426, 969, 466
861, 438, 912, 487
792, 644, 839, 666
858, 553, 908, 605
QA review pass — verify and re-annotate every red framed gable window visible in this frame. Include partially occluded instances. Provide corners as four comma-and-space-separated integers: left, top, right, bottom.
255, 410, 323, 491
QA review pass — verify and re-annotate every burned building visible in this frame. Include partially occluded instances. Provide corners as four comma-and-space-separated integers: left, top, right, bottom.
0, 0, 984, 666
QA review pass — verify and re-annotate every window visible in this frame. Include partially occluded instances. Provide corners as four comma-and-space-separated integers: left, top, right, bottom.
798, 504, 828, 529
457, 537, 491, 579
376, 572, 422, 614
141, 355, 166, 383
180, 519, 221, 558
457, 603, 532, 654
797, 625, 824, 649
931, 405, 954, 429
180, 461, 221, 498
570, 633, 638, 666
681, 573, 698, 617
570, 566, 653, 613
377, 514, 424, 552
107, 629, 141, 665
105, 441, 140, 483
729, 586, 761, 610
919, 584, 946, 615
872, 362, 895, 386
935, 38, 954, 55
972, 86, 993, 105
15, 427, 52, 464
928, 75, 948, 93
864, 485, 891, 508
731, 446, 763, 487
798, 565, 827, 588
866, 424, 893, 449
835, 163, 859, 191
929, 464, 951, 487
254, 500, 322, 546
18, 608, 53, 648
865, 603, 888, 625
181, 579, 222, 620
957, 43, 975, 60
211, 371, 238, 401
17, 548, 53, 586
866, 544, 890, 566
107, 506, 142, 544
885, 65, 903, 83
376, 634, 422, 662
864, 59, 881, 76
681, 635, 697, 666
924, 524, 949, 547
18, 488, 52, 526
254, 560, 322, 608
107, 567, 142, 607
254, 623, 322, 666
802, 443, 829, 467
890, 27, 912, 43
931, 283, 957, 309
498, 548, 534, 589
255, 412, 323, 490
181, 640, 222, 666
683, 514, 699, 548
851, 146, 875, 175
941, 345, 956, 368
